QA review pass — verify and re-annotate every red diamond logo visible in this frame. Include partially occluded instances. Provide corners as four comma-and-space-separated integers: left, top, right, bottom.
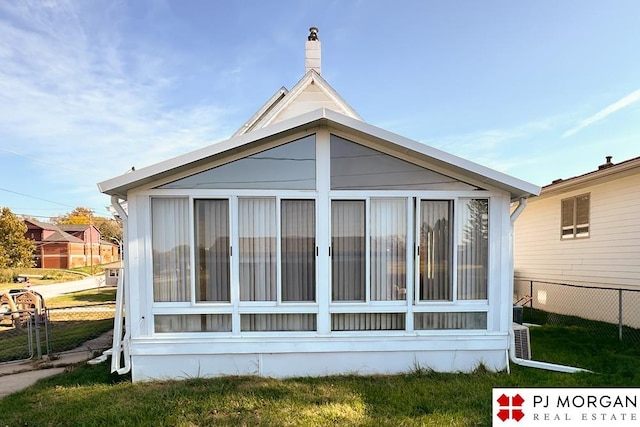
496, 393, 525, 422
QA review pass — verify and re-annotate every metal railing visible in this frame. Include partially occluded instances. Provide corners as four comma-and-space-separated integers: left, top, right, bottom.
0, 303, 114, 363
514, 278, 640, 344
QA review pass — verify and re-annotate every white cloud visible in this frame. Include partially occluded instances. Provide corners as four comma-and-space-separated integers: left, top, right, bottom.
0, 0, 234, 211
563, 89, 640, 138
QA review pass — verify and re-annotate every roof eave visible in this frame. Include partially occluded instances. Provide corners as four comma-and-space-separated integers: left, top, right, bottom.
539, 156, 640, 197
98, 108, 540, 201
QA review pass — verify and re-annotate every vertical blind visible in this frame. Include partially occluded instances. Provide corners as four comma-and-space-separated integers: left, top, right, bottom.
152, 198, 190, 302
457, 198, 488, 300
151, 195, 490, 331
419, 200, 452, 301
195, 199, 230, 302
370, 198, 406, 300
281, 200, 316, 301
239, 198, 277, 301
331, 200, 366, 301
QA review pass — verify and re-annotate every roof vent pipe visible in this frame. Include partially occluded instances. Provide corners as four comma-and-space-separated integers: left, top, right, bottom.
598, 155, 614, 170
305, 26, 321, 74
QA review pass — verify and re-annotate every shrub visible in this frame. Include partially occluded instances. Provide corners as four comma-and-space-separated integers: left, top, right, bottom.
0, 268, 14, 284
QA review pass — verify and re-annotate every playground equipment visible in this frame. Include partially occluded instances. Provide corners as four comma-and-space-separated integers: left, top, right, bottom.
0, 289, 48, 328
0, 289, 50, 359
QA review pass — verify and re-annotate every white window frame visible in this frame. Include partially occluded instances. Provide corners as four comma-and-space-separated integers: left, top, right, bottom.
561, 193, 590, 240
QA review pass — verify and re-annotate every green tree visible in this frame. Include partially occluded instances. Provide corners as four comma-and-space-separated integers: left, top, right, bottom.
51, 207, 95, 225
0, 207, 36, 268
98, 219, 123, 243
52, 206, 123, 244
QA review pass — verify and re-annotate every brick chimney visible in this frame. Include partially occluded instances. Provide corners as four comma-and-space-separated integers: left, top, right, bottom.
305, 27, 321, 74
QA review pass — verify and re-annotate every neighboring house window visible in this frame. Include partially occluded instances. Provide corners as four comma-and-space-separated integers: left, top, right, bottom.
561, 194, 590, 239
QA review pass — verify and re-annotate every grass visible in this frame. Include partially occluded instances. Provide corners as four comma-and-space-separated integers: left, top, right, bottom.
71, 264, 107, 276
46, 287, 116, 308
1, 322, 639, 426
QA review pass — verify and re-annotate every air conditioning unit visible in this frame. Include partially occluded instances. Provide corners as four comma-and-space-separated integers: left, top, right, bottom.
512, 323, 531, 360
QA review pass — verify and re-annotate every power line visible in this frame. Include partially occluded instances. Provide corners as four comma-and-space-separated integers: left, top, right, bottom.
0, 147, 79, 172
0, 186, 76, 208
0, 187, 112, 217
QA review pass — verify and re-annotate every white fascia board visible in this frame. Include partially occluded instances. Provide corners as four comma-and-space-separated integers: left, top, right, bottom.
98, 107, 540, 201
232, 87, 289, 137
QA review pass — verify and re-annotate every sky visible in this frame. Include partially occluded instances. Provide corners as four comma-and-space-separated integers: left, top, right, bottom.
1, 0, 639, 220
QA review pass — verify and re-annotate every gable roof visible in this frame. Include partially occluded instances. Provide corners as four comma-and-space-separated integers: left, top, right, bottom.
25, 219, 59, 231
58, 224, 97, 233
233, 70, 362, 137
41, 230, 85, 244
540, 155, 640, 196
24, 220, 85, 243
98, 108, 539, 201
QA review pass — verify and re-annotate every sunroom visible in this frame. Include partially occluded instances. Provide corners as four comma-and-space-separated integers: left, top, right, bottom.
100, 108, 538, 380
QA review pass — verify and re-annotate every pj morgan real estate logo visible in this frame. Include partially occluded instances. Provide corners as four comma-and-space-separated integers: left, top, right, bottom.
492, 388, 640, 426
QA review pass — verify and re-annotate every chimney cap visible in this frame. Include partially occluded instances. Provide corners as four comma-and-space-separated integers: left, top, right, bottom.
598, 155, 614, 170
308, 27, 319, 41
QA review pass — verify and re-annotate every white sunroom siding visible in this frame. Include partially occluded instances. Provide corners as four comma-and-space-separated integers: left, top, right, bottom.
514, 171, 640, 289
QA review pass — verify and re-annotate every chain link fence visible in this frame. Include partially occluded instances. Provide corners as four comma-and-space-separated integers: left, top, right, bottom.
0, 302, 114, 363
514, 278, 640, 344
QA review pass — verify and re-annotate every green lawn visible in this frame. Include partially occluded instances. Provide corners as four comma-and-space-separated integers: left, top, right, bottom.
46, 287, 117, 308
1, 324, 639, 426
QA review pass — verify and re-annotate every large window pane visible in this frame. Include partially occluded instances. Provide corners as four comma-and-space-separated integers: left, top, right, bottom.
371, 199, 406, 300
239, 198, 277, 301
152, 198, 190, 302
195, 199, 230, 302
331, 200, 365, 301
159, 135, 316, 190
330, 135, 480, 190
281, 200, 316, 302
419, 200, 453, 301
457, 199, 488, 300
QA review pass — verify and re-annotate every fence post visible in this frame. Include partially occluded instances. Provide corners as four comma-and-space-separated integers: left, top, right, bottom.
529, 280, 534, 319
618, 289, 623, 342
34, 310, 42, 359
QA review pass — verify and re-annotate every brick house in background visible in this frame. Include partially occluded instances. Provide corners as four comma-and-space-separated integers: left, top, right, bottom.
23, 220, 119, 268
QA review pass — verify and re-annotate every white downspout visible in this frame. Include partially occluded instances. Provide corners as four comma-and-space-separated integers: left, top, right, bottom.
110, 195, 131, 375
508, 197, 589, 374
